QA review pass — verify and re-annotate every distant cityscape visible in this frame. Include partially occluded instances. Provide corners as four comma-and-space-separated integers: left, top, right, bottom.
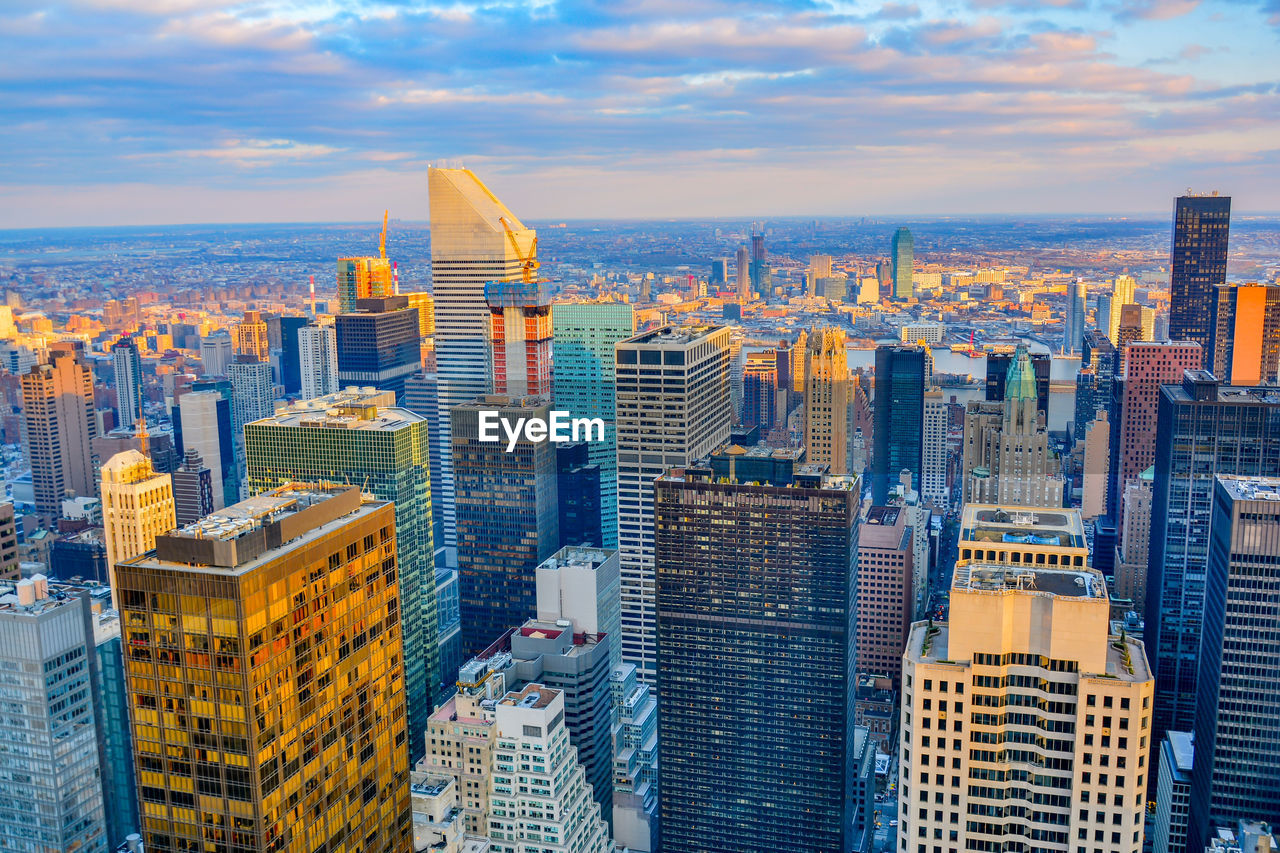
0, 169, 1278, 853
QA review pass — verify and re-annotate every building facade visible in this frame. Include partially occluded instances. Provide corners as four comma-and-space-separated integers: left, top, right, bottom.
23, 343, 98, 518
486, 280, 552, 397
1168, 194, 1231, 356
334, 296, 421, 400
298, 320, 339, 399
872, 344, 926, 504
856, 504, 913, 686
100, 449, 175, 605
1212, 282, 1280, 385
804, 327, 850, 474
892, 226, 914, 300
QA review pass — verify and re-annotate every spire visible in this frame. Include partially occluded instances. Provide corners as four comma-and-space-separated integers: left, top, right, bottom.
1004, 345, 1037, 402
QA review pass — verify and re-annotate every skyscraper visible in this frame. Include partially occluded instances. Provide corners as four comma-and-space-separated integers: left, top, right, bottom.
1188, 475, 1280, 849
199, 330, 233, 376
337, 254, 393, 314
232, 309, 270, 360
451, 395, 560, 655
735, 245, 750, 302
616, 325, 731, 680
921, 388, 949, 505
429, 167, 534, 547
654, 460, 861, 853
710, 257, 728, 286
244, 387, 439, 757
1169, 193, 1231, 355
334, 295, 421, 400
1146, 372, 1280, 745
742, 349, 779, 432
170, 446, 214, 524
1065, 280, 1087, 353
872, 344, 926, 504
1108, 274, 1138, 344
900, 558, 1153, 853
891, 226, 914, 299
485, 279, 552, 397
0, 579, 108, 852
112, 335, 144, 428
116, 485, 412, 853
277, 314, 307, 395
23, 343, 98, 518
804, 327, 850, 474
100, 449, 175, 605
173, 384, 237, 509
856, 504, 912, 686
298, 319, 339, 398
749, 228, 767, 295
1212, 282, 1280, 385
227, 358, 274, 439
984, 348, 1051, 416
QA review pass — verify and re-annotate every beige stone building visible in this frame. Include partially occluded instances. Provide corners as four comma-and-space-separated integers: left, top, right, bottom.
100, 449, 175, 607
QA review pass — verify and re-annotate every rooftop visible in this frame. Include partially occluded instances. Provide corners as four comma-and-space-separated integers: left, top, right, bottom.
1219, 475, 1280, 503
537, 545, 614, 572
620, 324, 725, 346
250, 388, 422, 432
1165, 730, 1194, 778
953, 563, 1106, 599
960, 504, 1086, 549
500, 683, 558, 710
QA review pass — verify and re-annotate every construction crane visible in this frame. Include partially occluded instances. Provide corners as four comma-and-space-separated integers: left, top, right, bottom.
498, 216, 539, 284
379, 210, 389, 259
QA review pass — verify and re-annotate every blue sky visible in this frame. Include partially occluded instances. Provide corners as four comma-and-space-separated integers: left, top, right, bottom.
2, 0, 1278, 225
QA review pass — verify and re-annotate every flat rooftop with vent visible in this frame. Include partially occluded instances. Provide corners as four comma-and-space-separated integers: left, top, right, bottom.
249, 387, 422, 432
959, 503, 1089, 568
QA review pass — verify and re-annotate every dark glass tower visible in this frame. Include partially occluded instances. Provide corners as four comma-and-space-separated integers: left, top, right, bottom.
984, 349, 1050, 416
278, 314, 307, 394
335, 296, 421, 401
1168, 194, 1231, 355
872, 344, 926, 503
1188, 475, 1280, 850
1146, 372, 1280, 746
891, 226, 914, 299
654, 460, 861, 853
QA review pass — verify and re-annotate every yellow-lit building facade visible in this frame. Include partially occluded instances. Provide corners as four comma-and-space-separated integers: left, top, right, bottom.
338, 257, 394, 314
803, 326, 850, 474
101, 448, 176, 605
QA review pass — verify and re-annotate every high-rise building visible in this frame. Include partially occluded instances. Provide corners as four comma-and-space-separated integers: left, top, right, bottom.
1155, 731, 1195, 853
1114, 466, 1154, 611
298, 319, 339, 399
610, 662, 658, 852
112, 335, 144, 428
735, 245, 750, 302
749, 229, 767, 295
170, 446, 214, 524
891, 226, 914, 299
1074, 366, 1101, 442
956, 503, 1090, 568
0, 579, 108, 852
452, 395, 560, 655
615, 325, 731, 680
552, 301, 634, 550
100, 449, 175, 605
429, 168, 534, 548
116, 485, 413, 852
335, 296, 421, 400
337, 254, 394, 314
277, 314, 307, 395
173, 383, 237, 509
872, 344, 926, 504
200, 330, 233, 376
403, 371, 446, 549
1082, 409, 1111, 520
1108, 274, 1138, 344
899, 560, 1153, 853
1115, 341, 1202, 528
856, 504, 912, 686
556, 441, 601, 548
243, 388, 439, 757
1212, 282, 1280, 385
654, 460, 861, 853
742, 349, 779, 432
709, 257, 728, 286
485, 280, 552, 397
1188, 475, 1280, 848
0, 503, 18, 581
1147, 372, 1280, 746
1065, 280, 1087, 353
227, 358, 274, 439
984, 348, 1051, 416
232, 309, 270, 360
23, 343, 98, 518
804, 327, 850, 474
1169, 194, 1231, 356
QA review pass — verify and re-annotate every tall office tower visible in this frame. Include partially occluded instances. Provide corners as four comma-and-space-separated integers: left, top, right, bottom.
298, 319, 339, 398
856, 504, 913, 686
963, 346, 1065, 507
485, 280, 552, 396
429, 167, 534, 547
1083, 327, 1118, 377
809, 253, 833, 280
403, 371, 446, 550
654, 461, 861, 853
900, 560, 1153, 853
984, 348, 1051, 416
22, 344, 98, 518
805, 327, 851, 473
1082, 410, 1111, 519
749, 228, 767, 295
557, 442, 602, 547
956, 503, 1090, 567
615, 325, 731, 680
335, 296, 421, 400
742, 349, 779, 432
552, 302, 633, 549
403, 290, 435, 336
1169, 193, 1231, 355
1074, 366, 1100, 442
872, 344, 926, 504
174, 386, 236, 509
232, 309, 270, 360
227, 358, 274, 438
536, 545, 622, 667
709, 257, 728, 286
1115, 341, 1202, 528
0, 580, 108, 852
1114, 467, 1154, 610
337, 254, 394, 314
735, 245, 750, 301
1146, 372, 1280, 746
244, 388, 439, 757
1155, 731, 1195, 853
1116, 304, 1146, 370
891, 226, 914, 299
83, 588, 141, 846
171, 447, 214, 524
0, 503, 17, 581
200, 330, 233, 376
611, 662, 658, 852
112, 335, 144, 428
1108, 274, 1138, 343
116, 485, 412, 853
452, 395, 560, 655
1098, 294, 1113, 345
100, 449, 175, 602
792, 328, 809, 393
277, 314, 307, 394
1212, 282, 1280, 384
1065, 280, 1087, 353
921, 389, 949, 506
1189, 475, 1280, 848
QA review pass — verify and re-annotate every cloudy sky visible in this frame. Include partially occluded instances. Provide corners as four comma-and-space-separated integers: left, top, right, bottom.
2, 0, 1278, 226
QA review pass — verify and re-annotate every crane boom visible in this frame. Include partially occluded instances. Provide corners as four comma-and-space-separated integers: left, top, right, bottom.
498, 216, 539, 284
379, 210, 388, 259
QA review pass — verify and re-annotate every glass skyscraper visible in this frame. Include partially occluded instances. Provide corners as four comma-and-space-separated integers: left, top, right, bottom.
891, 226, 914, 299
1168, 194, 1231, 356
243, 389, 439, 760
872, 344, 926, 503
654, 460, 862, 853
1146, 372, 1280, 744
551, 300, 634, 549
